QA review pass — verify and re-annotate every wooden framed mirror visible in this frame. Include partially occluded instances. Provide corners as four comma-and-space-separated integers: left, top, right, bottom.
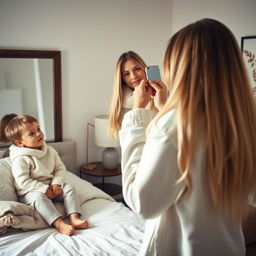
0, 49, 62, 145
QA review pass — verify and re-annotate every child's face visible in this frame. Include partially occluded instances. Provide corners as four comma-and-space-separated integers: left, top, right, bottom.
15, 122, 44, 149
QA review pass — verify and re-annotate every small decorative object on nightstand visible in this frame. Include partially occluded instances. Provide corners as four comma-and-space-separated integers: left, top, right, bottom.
80, 161, 122, 198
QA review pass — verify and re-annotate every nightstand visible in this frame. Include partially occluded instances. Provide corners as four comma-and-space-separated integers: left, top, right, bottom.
80, 161, 122, 197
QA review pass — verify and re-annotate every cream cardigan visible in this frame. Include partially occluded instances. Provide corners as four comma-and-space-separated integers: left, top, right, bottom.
119, 108, 245, 256
9, 142, 66, 196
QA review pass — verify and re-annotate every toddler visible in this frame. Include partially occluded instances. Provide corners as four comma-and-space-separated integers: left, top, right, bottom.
0, 114, 89, 235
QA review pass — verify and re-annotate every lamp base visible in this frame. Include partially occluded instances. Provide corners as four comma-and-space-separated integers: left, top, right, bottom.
102, 147, 119, 169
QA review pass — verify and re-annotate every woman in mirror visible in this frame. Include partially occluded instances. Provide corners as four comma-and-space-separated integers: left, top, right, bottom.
108, 51, 163, 141
119, 19, 256, 255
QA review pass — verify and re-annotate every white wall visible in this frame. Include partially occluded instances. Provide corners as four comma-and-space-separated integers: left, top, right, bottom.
172, 0, 256, 42
0, 59, 37, 116
0, 0, 172, 182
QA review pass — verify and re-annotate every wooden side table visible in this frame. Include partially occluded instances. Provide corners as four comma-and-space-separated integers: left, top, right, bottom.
80, 161, 122, 197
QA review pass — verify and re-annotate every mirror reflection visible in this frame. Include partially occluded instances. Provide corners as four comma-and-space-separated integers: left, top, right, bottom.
0, 50, 62, 147
0, 58, 54, 141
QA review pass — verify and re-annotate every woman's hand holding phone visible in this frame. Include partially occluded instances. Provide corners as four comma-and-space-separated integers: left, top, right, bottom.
133, 79, 152, 109
132, 78, 168, 111
148, 80, 168, 111
145, 65, 168, 110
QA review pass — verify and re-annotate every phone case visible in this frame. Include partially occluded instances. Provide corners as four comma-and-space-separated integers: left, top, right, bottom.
145, 65, 161, 81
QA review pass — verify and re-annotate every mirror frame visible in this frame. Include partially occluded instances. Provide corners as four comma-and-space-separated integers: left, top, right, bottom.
0, 49, 62, 142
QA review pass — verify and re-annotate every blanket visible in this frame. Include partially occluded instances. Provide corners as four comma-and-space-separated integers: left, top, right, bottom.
0, 201, 49, 234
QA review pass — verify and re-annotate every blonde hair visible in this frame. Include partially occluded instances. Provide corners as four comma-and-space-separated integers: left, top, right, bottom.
153, 18, 256, 221
2, 115, 38, 144
108, 51, 147, 140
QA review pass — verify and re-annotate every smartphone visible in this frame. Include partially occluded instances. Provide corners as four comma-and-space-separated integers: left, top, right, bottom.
145, 65, 161, 81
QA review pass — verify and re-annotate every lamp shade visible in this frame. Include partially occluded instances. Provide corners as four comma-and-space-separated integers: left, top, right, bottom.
94, 115, 119, 169
94, 115, 117, 148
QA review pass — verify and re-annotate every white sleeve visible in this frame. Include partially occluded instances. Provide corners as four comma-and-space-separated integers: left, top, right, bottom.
120, 109, 182, 219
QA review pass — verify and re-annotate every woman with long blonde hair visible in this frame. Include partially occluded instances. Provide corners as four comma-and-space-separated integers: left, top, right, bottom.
119, 18, 256, 255
108, 51, 159, 140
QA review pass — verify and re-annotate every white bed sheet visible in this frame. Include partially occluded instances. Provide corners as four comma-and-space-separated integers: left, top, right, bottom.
0, 173, 145, 256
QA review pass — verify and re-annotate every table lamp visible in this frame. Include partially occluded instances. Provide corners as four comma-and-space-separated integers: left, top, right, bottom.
94, 115, 119, 169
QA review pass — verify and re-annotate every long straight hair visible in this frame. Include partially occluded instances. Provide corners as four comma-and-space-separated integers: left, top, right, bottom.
153, 18, 256, 221
108, 51, 147, 140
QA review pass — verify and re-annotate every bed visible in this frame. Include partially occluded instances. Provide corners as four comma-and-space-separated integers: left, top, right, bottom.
0, 141, 145, 256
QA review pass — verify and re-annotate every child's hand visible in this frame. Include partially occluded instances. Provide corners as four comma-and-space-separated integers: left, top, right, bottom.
45, 186, 54, 199
51, 184, 63, 198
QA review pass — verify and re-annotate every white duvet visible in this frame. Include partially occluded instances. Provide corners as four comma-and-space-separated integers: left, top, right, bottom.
0, 172, 145, 256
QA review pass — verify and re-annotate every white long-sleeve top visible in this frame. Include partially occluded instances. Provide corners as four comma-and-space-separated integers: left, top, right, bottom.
119, 108, 245, 256
9, 142, 66, 196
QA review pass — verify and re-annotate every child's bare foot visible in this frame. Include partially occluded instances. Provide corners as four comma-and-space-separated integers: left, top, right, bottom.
71, 219, 89, 229
69, 213, 89, 229
53, 218, 75, 236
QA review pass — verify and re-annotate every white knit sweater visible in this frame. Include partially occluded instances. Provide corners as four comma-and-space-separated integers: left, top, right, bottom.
120, 108, 245, 256
9, 142, 66, 196
122, 85, 154, 112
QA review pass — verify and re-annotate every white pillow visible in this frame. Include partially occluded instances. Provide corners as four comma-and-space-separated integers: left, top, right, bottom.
0, 157, 18, 201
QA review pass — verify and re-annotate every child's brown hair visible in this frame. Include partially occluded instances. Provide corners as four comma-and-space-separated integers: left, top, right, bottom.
0, 114, 38, 144
0, 113, 17, 143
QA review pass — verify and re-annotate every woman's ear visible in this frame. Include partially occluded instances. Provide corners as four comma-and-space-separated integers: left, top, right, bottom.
15, 139, 23, 147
